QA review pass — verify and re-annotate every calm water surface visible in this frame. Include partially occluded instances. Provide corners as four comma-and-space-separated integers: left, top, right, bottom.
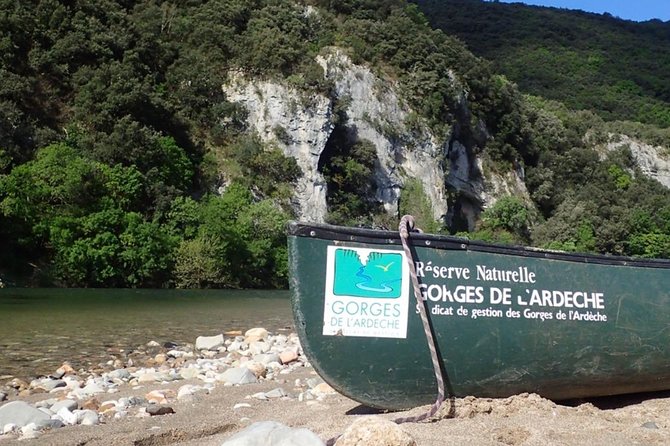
0, 288, 292, 381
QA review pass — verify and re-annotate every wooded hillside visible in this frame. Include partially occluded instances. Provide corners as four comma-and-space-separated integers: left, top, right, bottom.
412, 0, 670, 127
1, 0, 669, 288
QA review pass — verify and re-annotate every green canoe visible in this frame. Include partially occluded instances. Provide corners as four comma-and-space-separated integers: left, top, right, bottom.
288, 221, 670, 410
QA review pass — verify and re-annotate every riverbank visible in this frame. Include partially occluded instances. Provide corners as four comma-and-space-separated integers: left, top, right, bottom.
1, 329, 669, 445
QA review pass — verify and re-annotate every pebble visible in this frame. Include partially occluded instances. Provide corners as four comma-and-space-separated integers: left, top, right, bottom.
248, 341, 270, 355
279, 348, 299, 364
82, 397, 101, 411
218, 367, 258, 385
233, 403, 252, 410
244, 327, 269, 344
8, 378, 29, 391
195, 334, 225, 351
0, 401, 51, 428
98, 401, 117, 412
179, 367, 200, 380
221, 421, 324, 446
51, 399, 78, 413
55, 363, 75, 376
56, 407, 78, 425
264, 388, 288, 399
253, 353, 280, 366
2, 328, 307, 438
312, 382, 337, 396
107, 368, 131, 381
145, 390, 170, 405
77, 410, 100, 426
20, 423, 41, 440
176, 384, 194, 399
334, 416, 416, 446
33, 378, 66, 392
146, 405, 175, 416
243, 361, 267, 379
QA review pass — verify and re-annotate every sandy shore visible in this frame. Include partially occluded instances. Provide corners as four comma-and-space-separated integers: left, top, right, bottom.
1, 327, 669, 446
2, 365, 670, 446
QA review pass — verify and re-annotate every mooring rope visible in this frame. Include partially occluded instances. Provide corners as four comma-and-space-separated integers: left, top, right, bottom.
325, 216, 446, 445
393, 214, 446, 424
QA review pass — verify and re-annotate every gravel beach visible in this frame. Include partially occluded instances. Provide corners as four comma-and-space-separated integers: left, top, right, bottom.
1, 329, 669, 446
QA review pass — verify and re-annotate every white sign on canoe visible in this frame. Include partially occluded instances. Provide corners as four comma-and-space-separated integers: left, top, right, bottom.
322, 245, 410, 338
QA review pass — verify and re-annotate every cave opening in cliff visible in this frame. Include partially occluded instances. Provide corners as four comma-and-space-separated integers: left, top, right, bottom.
446, 189, 476, 234
318, 121, 383, 226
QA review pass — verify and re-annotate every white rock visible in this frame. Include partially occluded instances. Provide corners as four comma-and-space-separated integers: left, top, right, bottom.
243, 361, 267, 379
253, 353, 280, 366
137, 372, 163, 383
223, 75, 333, 222
233, 403, 252, 410
220, 420, 324, 446
56, 407, 78, 425
51, 399, 78, 413
20, 423, 41, 440
0, 401, 51, 428
37, 407, 54, 416
244, 328, 269, 343
167, 349, 194, 359
77, 410, 99, 426
248, 341, 270, 355
107, 369, 131, 381
179, 367, 201, 380
217, 367, 257, 385
264, 388, 287, 399
196, 334, 225, 351
177, 384, 201, 400
228, 341, 247, 352
69, 381, 104, 399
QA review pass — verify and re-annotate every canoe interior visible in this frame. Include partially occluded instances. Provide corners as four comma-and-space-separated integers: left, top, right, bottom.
288, 222, 670, 410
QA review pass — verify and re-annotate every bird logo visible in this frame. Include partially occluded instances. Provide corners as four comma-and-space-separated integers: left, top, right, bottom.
375, 262, 394, 272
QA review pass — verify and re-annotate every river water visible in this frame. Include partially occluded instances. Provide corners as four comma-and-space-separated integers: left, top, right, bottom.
0, 288, 293, 381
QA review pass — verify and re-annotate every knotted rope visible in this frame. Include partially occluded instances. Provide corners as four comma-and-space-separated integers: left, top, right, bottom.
393, 215, 446, 424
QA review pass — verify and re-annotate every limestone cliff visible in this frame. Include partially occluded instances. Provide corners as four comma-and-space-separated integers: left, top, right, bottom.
602, 134, 670, 189
224, 74, 333, 222
223, 49, 528, 226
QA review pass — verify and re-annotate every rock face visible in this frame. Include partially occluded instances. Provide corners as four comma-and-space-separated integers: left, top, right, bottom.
317, 50, 449, 221
334, 416, 416, 446
224, 74, 333, 222
604, 134, 670, 189
223, 48, 519, 225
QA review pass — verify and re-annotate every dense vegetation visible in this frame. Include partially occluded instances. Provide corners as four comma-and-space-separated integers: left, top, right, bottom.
1, 0, 669, 288
409, 0, 670, 257
412, 0, 670, 128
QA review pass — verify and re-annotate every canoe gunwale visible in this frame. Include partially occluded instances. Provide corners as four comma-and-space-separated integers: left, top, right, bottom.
288, 221, 670, 270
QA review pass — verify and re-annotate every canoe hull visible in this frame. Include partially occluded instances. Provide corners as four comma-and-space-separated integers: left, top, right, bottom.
288, 222, 670, 410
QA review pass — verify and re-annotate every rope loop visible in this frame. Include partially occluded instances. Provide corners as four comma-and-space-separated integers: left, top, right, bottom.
394, 215, 445, 424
